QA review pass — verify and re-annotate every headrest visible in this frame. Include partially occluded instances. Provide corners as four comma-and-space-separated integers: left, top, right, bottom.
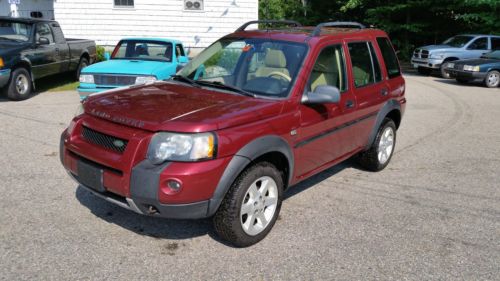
265, 49, 287, 68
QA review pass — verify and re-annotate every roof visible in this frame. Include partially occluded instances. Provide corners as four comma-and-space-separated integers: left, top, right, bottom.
0, 16, 55, 24
120, 37, 183, 44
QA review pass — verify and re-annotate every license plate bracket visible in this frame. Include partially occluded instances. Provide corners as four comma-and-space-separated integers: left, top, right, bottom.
77, 160, 105, 192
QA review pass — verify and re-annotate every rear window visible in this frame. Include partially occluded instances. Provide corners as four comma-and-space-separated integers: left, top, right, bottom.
376, 37, 401, 79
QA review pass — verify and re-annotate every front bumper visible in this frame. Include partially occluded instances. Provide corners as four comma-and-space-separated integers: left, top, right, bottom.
0, 69, 11, 88
446, 69, 487, 81
77, 85, 112, 100
411, 58, 444, 69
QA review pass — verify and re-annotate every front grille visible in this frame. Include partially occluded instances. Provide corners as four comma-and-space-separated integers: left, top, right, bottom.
81, 126, 128, 153
420, 50, 429, 58
93, 74, 137, 86
413, 49, 429, 59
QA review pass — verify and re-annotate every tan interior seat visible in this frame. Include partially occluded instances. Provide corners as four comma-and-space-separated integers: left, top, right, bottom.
310, 49, 340, 91
255, 49, 290, 78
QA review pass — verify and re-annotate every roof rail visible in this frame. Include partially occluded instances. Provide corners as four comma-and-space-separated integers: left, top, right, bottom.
311, 21, 366, 36
235, 20, 302, 32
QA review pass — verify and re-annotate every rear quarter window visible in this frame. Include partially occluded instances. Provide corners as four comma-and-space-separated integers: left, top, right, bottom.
376, 37, 401, 79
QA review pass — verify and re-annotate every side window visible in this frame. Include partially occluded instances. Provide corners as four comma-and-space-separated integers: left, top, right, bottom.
308, 45, 347, 92
175, 45, 185, 57
468, 37, 488, 50
36, 23, 54, 44
491, 38, 500, 50
348, 42, 382, 87
376, 37, 401, 79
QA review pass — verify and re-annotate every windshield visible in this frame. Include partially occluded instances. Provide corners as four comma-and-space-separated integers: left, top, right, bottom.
481, 50, 500, 60
177, 38, 308, 98
112, 40, 173, 62
0, 20, 32, 42
442, 35, 474, 48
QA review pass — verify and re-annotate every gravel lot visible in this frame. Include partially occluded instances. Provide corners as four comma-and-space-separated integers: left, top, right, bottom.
0, 75, 499, 280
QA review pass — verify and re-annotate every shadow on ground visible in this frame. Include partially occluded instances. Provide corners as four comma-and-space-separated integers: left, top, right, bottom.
0, 72, 76, 102
75, 159, 357, 245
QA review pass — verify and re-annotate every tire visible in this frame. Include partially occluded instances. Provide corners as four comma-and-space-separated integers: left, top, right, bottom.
358, 118, 397, 172
456, 78, 469, 84
484, 70, 500, 88
213, 162, 284, 247
417, 67, 432, 76
75, 57, 89, 80
440, 63, 452, 79
5, 68, 32, 101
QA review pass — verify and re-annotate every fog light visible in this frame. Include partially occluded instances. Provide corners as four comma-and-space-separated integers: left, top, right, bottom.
167, 180, 182, 190
161, 179, 183, 195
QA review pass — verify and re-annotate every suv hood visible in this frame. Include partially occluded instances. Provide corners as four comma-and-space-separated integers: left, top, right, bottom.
83, 81, 283, 132
81, 59, 172, 76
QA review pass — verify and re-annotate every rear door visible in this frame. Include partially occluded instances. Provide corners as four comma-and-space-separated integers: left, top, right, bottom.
344, 40, 386, 149
376, 36, 405, 104
50, 22, 71, 72
294, 41, 354, 178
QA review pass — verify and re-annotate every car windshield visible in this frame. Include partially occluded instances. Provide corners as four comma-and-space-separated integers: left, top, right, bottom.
442, 35, 474, 48
177, 38, 308, 98
481, 50, 500, 60
0, 20, 32, 42
112, 40, 173, 62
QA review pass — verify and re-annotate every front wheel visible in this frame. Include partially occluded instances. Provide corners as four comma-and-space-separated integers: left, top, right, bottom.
5, 68, 32, 101
440, 63, 452, 79
358, 118, 397, 171
484, 70, 500, 88
213, 162, 283, 247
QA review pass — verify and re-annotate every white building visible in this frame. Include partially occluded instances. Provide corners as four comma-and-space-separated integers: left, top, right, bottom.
54, 0, 258, 53
1, 0, 258, 54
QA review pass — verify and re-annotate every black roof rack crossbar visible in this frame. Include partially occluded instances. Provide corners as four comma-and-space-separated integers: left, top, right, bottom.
311, 21, 366, 36
235, 20, 302, 32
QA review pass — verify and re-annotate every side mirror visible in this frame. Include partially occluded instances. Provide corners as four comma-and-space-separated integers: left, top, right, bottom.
104, 52, 111, 61
177, 55, 189, 64
38, 37, 50, 45
302, 85, 341, 104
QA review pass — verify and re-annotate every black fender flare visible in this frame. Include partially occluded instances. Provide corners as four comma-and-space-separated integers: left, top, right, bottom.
207, 135, 294, 216
366, 99, 401, 150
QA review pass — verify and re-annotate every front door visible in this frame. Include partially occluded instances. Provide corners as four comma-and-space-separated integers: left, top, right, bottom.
30, 23, 58, 79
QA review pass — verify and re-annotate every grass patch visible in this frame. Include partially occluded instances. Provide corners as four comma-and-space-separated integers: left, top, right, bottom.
36, 72, 79, 92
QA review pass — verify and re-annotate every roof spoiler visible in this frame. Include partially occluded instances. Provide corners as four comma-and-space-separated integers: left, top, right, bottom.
235, 20, 302, 32
311, 22, 366, 36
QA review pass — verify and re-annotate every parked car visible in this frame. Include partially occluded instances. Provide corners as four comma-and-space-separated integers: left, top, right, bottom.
411, 34, 500, 78
443, 50, 500, 88
0, 16, 96, 100
78, 38, 189, 100
60, 20, 406, 247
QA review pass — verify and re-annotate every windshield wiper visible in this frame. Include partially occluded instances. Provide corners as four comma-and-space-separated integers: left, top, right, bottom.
195, 81, 256, 98
170, 75, 201, 88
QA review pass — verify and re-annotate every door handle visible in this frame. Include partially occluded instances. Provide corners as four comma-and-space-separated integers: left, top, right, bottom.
346, 100, 354, 108
381, 88, 389, 96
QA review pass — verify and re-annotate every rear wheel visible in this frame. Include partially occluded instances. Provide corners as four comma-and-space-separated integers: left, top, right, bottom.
358, 118, 397, 172
213, 162, 283, 247
5, 68, 32, 101
75, 57, 89, 80
417, 67, 432, 76
484, 70, 500, 88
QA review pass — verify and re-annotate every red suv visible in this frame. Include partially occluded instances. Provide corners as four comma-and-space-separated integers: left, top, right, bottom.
60, 20, 406, 247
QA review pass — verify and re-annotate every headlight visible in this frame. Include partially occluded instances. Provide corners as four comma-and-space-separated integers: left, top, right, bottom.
463, 65, 480, 72
135, 76, 157, 84
429, 53, 443, 59
79, 74, 94, 83
147, 132, 216, 164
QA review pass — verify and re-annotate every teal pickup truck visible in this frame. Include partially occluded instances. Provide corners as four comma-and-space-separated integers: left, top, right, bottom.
78, 38, 188, 99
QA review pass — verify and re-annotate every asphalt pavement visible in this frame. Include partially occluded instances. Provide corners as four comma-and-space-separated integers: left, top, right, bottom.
0, 75, 499, 280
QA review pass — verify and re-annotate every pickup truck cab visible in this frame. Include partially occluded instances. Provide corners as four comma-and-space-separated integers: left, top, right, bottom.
60, 20, 406, 247
0, 16, 96, 100
78, 38, 189, 100
411, 34, 500, 78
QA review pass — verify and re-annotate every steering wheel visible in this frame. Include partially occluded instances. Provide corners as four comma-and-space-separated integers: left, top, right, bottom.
267, 71, 292, 82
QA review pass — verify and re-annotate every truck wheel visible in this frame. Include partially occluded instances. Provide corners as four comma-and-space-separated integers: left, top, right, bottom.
484, 70, 499, 88
440, 63, 452, 79
75, 57, 89, 80
417, 67, 431, 76
213, 162, 283, 247
358, 118, 397, 172
5, 68, 32, 101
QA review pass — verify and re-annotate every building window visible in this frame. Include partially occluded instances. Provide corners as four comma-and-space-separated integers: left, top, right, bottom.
184, 0, 204, 11
114, 0, 134, 7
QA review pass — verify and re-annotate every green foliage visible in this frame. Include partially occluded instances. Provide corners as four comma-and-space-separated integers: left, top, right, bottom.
96, 45, 106, 62
258, 0, 500, 61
